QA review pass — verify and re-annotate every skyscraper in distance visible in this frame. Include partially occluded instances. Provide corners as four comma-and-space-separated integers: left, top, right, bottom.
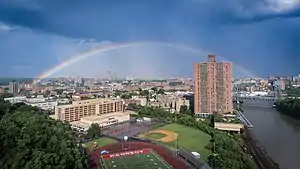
9, 80, 20, 95
194, 54, 233, 115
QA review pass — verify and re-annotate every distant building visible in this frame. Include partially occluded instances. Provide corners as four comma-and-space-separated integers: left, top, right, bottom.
292, 75, 300, 82
25, 100, 58, 110
194, 55, 233, 115
74, 76, 83, 85
25, 95, 57, 110
9, 81, 20, 95
124, 97, 147, 106
55, 98, 124, 122
4, 95, 57, 110
4, 96, 27, 104
0, 87, 4, 94
149, 95, 189, 113
274, 79, 286, 90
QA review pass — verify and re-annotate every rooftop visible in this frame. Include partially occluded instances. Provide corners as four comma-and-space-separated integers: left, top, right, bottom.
81, 111, 129, 122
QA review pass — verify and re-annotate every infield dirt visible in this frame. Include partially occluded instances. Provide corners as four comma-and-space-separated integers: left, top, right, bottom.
147, 130, 178, 142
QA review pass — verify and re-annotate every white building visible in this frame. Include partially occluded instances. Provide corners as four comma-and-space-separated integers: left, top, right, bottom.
26, 95, 46, 103
25, 100, 58, 110
137, 97, 147, 106
4, 96, 27, 104
4, 95, 58, 110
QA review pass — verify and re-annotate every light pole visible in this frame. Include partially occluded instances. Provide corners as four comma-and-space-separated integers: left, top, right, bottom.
123, 136, 128, 151
175, 114, 179, 156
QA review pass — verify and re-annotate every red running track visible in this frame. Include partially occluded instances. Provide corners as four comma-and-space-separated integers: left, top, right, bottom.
87, 141, 188, 169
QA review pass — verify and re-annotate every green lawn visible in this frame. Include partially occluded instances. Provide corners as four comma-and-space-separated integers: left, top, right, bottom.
84, 137, 117, 151
145, 132, 166, 139
144, 123, 211, 161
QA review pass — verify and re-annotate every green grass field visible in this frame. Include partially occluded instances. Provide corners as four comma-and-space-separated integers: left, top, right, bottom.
143, 123, 211, 161
145, 132, 166, 139
100, 149, 171, 169
84, 137, 117, 151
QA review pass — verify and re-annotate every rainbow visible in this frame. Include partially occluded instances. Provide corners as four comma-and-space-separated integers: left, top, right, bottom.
33, 41, 254, 85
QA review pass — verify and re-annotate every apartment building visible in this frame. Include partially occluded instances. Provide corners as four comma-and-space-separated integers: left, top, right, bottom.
9, 81, 20, 95
0, 87, 4, 93
194, 54, 233, 115
55, 98, 124, 122
149, 95, 189, 113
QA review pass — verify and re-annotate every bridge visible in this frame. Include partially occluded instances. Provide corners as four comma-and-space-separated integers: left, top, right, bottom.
234, 95, 277, 108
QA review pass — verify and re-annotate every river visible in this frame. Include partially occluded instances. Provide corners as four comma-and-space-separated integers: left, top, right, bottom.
242, 106, 300, 169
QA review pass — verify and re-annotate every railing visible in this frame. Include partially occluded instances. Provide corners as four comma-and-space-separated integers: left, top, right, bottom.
236, 111, 253, 127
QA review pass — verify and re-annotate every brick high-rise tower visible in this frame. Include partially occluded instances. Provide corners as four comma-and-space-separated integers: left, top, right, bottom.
194, 54, 233, 115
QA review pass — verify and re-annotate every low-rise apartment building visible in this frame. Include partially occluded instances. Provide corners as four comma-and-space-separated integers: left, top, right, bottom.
4, 95, 58, 110
25, 100, 57, 110
124, 97, 147, 106
54, 98, 124, 122
149, 95, 189, 113
4, 96, 27, 104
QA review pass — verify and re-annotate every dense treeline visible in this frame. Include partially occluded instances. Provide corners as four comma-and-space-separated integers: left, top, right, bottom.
276, 98, 300, 120
135, 105, 256, 169
285, 86, 300, 97
0, 99, 87, 169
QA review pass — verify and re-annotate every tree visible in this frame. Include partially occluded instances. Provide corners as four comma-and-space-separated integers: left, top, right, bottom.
156, 89, 165, 95
0, 99, 86, 169
86, 123, 101, 139
0, 93, 13, 100
276, 98, 300, 120
179, 105, 188, 113
151, 87, 158, 93
54, 89, 64, 95
285, 87, 300, 97
139, 90, 149, 96
209, 114, 215, 128
120, 93, 132, 99
127, 103, 139, 110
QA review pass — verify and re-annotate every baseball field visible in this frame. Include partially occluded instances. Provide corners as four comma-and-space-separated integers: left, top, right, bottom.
139, 123, 212, 161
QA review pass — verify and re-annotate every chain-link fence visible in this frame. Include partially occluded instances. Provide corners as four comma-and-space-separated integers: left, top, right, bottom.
101, 118, 168, 139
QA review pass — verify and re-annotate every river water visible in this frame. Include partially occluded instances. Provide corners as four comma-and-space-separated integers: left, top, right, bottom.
242, 106, 300, 169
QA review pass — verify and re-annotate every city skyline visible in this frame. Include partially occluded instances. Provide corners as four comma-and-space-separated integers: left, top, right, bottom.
0, 0, 300, 78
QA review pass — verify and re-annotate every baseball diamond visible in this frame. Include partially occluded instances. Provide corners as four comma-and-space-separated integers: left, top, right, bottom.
144, 130, 178, 142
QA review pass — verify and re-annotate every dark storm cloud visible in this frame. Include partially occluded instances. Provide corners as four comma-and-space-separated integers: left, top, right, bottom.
0, 0, 299, 77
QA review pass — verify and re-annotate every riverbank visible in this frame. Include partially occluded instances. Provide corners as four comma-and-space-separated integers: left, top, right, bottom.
276, 108, 300, 120
275, 99, 300, 120
238, 109, 279, 169
242, 107, 300, 169
243, 127, 279, 169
